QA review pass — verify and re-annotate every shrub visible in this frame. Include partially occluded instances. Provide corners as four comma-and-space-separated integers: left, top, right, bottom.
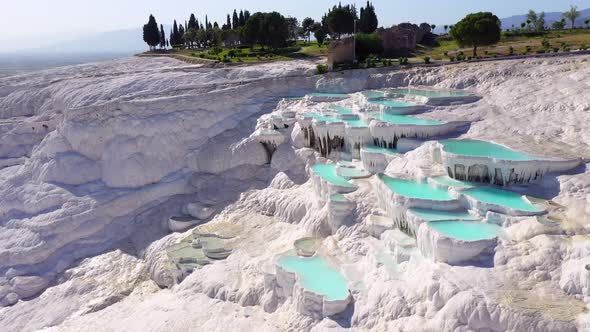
525, 45, 532, 54
449, 56, 455, 62
553, 47, 560, 53
399, 57, 409, 65
443, 51, 448, 57
316, 64, 329, 74
198, 53, 205, 58
541, 38, 551, 49
536, 49, 546, 54
355, 33, 384, 60
580, 44, 588, 50
228, 50, 236, 58
563, 46, 571, 52
423, 56, 431, 64
509, 46, 515, 55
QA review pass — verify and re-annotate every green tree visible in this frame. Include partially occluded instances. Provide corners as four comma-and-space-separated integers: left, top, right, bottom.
189, 14, 197, 30
239, 10, 246, 27
359, 1, 378, 33
301, 17, 315, 43
355, 33, 383, 60
585, 19, 590, 29
244, 10, 251, 23
563, 5, 581, 28
259, 12, 289, 49
325, 4, 356, 39
242, 12, 263, 47
451, 12, 501, 57
142, 14, 160, 51
314, 25, 327, 46
526, 10, 537, 30
286, 17, 300, 41
178, 24, 186, 48
536, 12, 546, 31
552, 18, 566, 30
159, 24, 166, 49
232, 10, 239, 29
444, 25, 448, 33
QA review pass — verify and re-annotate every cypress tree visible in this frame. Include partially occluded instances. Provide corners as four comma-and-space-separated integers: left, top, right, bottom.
159, 24, 166, 49
239, 10, 245, 27
232, 9, 239, 29
179, 24, 185, 47
213, 22, 219, 29
225, 14, 231, 30
142, 14, 160, 51
189, 14, 197, 30
205, 15, 209, 30
359, 1, 378, 33
244, 10, 251, 23
171, 20, 180, 47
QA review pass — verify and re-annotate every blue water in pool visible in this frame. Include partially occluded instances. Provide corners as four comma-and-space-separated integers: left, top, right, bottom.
378, 174, 454, 201
409, 208, 479, 221
362, 145, 400, 155
369, 113, 446, 125
277, 255, 349, 301
440, 139, 540, 161
312, 164, 355, 187
464, 187, 544, 213
369, 98, 416, 108
428, 221, 501, 241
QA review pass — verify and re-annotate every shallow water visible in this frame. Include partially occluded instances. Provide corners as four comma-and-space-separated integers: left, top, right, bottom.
369, 98, 416, 108
328, 105, 353, 114
278, 255, 349, 301
378, 174, 454, 201
393, 88, 471, 98
362, 145, 400, 155
301, 112, 341, 123
428, 221, 500, 241
369, 113, 445, 125
440, 139, 539, 161
409, 208, 479, 221
431, 176, 474, 188
464, 187, 544, 212
309, 93, 349, 98
312, 164, 355, 187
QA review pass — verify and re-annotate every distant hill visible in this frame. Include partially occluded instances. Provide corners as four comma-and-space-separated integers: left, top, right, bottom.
500, 8, 590, 30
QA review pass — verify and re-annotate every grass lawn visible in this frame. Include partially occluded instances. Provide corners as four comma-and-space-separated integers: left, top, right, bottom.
166, 41, 328, 64
415, 28, 590, 61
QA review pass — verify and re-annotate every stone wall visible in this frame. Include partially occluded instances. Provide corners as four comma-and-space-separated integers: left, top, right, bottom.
327, 37, 355, 70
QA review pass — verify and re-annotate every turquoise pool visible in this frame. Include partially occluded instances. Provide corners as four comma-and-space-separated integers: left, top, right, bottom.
378, 174, 455, 201
362, 145, 400, 155
312, 164, 355, 187
431, 176, 474, 188
344, 118, 367, 127
309, 93, 349, 98
393, 88, 471, 98
441, 139, 539, 161
369, 113, 446, 125
328, 105, 354, 114
330, 194, 348, 202
428, 221, 501, 241
409, 208, 479, 221
369, 98, 416, 108
301, 112, 341, 123
277, 255, 349, 301
464, 187, 544, 213
337, 167, 371, 178
363, 90, 386, 99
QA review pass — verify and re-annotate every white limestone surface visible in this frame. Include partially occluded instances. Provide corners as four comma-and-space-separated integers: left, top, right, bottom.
1, 55, 590, 332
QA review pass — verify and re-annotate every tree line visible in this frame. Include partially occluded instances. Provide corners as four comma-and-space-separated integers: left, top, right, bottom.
142, 1, 379, 51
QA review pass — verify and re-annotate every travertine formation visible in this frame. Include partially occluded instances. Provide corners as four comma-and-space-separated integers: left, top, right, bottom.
0, 55, 590, 331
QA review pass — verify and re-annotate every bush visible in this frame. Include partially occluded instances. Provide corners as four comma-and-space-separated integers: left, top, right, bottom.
509, 46, 515, 55
580, 44, 588, 50
563, 46, 571, 52
525, 45, 532, 54
316, 64, 329, 74
423, 56, 431, 64
228, 50, 236, 58
355, 33, 384, 60
198, 53, 205, 58
541, 38, 551, 49
398, 57, 409, 65
536, 49, 546, 54
449, 56, 455, 62
553, 47, 560, 53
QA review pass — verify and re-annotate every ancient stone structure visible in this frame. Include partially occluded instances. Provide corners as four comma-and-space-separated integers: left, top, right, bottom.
327, 37, 355, 69
375, 26, 418, 52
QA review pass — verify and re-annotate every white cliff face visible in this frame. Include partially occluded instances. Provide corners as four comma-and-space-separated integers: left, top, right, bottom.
0, 55, 590, 331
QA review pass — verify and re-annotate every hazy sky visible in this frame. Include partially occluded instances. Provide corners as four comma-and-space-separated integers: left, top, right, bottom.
2, 0, 590, 50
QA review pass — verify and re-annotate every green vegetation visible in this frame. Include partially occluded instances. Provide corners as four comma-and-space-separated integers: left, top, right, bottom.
324, 4, 356, 39
355, 33, 383, 60
563, 5, 581, 29
358, 1, 378, 33
142, 15, 160, 51
451, 12, 501, 57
